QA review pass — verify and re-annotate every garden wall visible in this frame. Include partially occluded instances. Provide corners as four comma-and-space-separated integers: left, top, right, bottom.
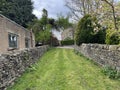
74, 44, 120, 70
0, 45, 49, 90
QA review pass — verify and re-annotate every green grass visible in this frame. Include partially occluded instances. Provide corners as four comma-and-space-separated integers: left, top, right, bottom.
7, 48, 120, 90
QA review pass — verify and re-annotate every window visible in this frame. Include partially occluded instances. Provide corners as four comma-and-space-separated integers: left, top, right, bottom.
8, 33, 18, 48
25, 38, 30, 48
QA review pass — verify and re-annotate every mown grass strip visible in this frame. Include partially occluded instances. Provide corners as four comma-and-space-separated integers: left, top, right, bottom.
8, 48, 120, 90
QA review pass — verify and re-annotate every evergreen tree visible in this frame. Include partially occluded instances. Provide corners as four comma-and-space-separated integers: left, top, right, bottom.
41, 8, 48, 30
0, 0, 36, 28
56, 14, 72, 30
28, 9, 52, 44
75, 15, 94, 45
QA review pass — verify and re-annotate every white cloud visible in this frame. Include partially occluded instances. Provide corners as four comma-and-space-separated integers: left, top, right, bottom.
32, 0, 70, 19
52, 30, 62, 40
33, 9, 42, 19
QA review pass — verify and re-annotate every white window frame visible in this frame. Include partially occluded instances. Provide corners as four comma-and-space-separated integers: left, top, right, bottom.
8, 33, 18, 48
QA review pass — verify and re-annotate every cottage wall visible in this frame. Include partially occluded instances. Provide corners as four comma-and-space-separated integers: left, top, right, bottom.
0, 15, 8, 53
61, 28, 74, 40
0, 14, 35, 54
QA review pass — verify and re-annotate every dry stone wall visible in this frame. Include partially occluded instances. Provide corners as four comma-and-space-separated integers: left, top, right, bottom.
0, 45, 49, 90
74, 44, 120, 71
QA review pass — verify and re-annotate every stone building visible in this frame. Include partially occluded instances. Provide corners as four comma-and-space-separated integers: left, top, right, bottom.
0, 14, 35, 54
61, 28, 74, 40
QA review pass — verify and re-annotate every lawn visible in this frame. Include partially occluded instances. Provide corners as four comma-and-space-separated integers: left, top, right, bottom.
8, 48, 120, 90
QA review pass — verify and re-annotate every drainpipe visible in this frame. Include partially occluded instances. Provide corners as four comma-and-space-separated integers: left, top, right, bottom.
30, 29, 33, 47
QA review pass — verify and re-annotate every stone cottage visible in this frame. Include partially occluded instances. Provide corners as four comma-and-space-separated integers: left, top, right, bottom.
61, 28, 74, 40
0, 14, 35, 54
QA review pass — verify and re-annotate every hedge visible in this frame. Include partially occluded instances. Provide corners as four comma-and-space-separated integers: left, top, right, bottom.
61, 40, 74, 45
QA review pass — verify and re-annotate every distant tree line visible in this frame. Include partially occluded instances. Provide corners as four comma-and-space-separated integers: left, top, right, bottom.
28, 8, 72, 45
0, 0, 72, 45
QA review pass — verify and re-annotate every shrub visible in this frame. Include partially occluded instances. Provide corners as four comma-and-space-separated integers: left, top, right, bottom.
64, 37, 72, 41
50, 36, 59, 46
75, 14, 106, 45
102, 66, 120, 79
26, 65, 37, 73
75, 15, 95, 45
106, 29, 120, 45
93, 28, 106, 44
61, 39, 74, 45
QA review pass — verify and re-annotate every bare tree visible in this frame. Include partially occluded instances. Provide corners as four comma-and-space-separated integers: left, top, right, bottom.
65, 0, 101, 21
101, 0, 118, 30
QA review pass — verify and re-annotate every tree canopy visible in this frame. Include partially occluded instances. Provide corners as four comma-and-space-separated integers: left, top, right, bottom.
75, 14, 106, 45
28, 9, 52, 44
56, 14, 73, 30
65, 0, 120, 30
0, 0, 36, 28
75, 15, 94, 45
66, 0, 120, 45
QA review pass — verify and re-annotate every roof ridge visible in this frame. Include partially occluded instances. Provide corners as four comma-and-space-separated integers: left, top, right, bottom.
0, 14, 30, 31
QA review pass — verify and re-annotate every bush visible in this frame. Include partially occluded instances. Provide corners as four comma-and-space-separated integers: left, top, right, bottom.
102, 66, 120, 79
61, 40, 74, 45
106, 29, 120, 45
75, 15, 94, 45
92, 28, 106, 44
50, 36, 59, 46
64, 37, 72, 41
75, 14, 106, 45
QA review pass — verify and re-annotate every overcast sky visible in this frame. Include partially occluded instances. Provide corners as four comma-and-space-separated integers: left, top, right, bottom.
32, 0, 70, 19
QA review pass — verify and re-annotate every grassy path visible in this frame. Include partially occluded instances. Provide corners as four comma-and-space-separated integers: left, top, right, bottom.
8, 48, 120, 90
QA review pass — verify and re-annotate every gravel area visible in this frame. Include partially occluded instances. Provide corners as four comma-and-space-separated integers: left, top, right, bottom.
57, 45, 74, 49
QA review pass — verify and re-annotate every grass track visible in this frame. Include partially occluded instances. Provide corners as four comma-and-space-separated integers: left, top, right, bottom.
8, 48, 120, 90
